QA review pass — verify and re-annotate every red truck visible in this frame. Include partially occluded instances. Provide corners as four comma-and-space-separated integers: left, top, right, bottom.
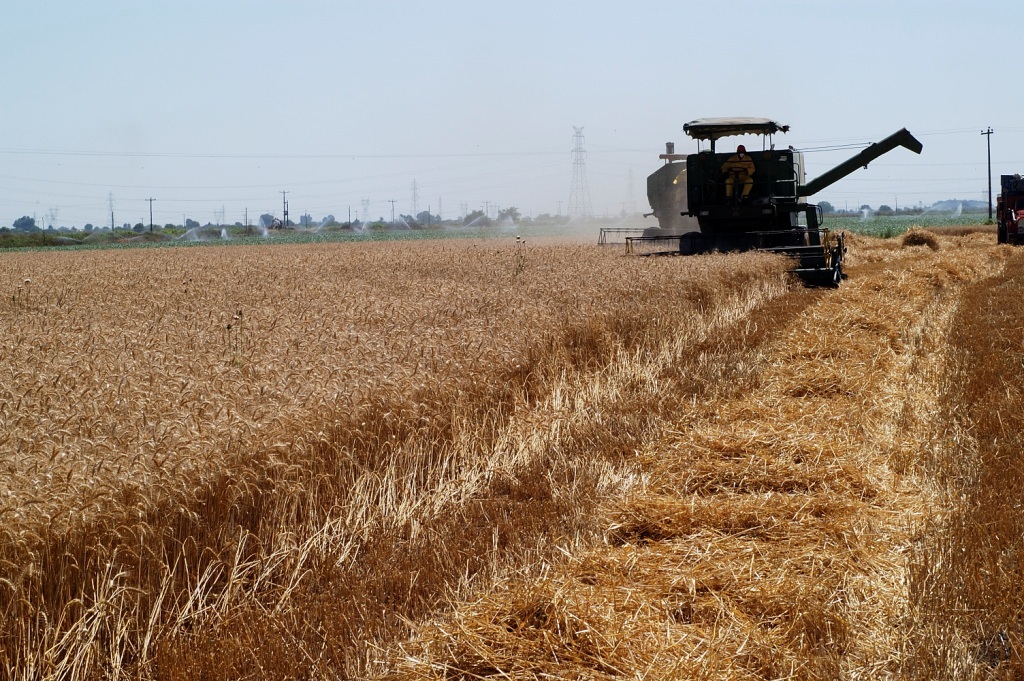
997, 175, 1024, 244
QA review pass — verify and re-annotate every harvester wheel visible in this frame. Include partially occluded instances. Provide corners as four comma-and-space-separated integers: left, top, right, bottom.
832, 262, 844, 286
998, 223, 1007, 244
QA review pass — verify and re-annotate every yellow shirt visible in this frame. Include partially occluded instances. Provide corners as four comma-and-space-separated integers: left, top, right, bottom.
721, 153, 755, 177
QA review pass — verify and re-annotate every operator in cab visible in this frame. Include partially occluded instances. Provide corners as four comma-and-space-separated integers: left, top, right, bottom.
721, 144, 755, 203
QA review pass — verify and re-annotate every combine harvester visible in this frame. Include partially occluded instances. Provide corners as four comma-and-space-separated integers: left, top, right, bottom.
997, 174, 1024, 244
635, 118, 923, 285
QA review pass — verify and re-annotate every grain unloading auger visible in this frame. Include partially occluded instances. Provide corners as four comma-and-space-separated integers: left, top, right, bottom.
641, 118, 923, 285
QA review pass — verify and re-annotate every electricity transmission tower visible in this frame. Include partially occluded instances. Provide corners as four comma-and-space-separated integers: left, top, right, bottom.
361, 198, 371, 223
626, 169, 637, 216
411, 180, 419, 217
567, 126, 592, 220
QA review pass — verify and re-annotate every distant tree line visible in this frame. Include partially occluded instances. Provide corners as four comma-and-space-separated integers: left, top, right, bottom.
4, 203, 672, 233
815, 200, 990, 216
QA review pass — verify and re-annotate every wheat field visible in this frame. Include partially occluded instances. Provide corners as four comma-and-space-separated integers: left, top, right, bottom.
1, 231, 1020, 679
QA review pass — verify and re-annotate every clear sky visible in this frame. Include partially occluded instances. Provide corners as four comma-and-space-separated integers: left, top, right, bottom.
1, 0, 1021, 228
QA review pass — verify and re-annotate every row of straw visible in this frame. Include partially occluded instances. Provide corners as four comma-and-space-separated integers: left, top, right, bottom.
383, 231, 1009, 679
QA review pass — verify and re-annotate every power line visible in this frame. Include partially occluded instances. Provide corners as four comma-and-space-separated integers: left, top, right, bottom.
0, 158, 567, 199
1, 126, 1019, 164
0, 147, 567, 160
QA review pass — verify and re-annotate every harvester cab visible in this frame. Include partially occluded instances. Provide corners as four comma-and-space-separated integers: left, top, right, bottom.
645, 117, 923, 285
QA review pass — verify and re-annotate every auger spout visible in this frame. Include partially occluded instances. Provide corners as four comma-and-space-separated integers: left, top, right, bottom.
798, 128, 923, 198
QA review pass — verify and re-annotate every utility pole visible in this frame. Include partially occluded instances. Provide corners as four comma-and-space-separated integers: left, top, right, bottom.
982, 127, 994, 222
147, 197, 155, 232
108, 192, 115, 231
281, 190, 290, 227
388, 199, 397, 224
626, 168, 636, 216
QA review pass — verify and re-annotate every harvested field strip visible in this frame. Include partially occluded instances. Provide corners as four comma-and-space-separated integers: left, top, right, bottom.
903, 250, 1024, 679
0, 243, 794, 678
387, 234, 1005, 679
151, 262, 800, 679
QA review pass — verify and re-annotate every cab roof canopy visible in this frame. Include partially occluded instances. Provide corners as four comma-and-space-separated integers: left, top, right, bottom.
683, 118, 790, 141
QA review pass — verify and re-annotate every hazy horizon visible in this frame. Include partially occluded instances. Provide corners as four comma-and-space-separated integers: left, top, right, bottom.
2, 0, 1021, 229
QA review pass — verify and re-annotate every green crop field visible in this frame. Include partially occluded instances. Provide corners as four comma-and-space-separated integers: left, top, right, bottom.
824, 212, 992, 238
